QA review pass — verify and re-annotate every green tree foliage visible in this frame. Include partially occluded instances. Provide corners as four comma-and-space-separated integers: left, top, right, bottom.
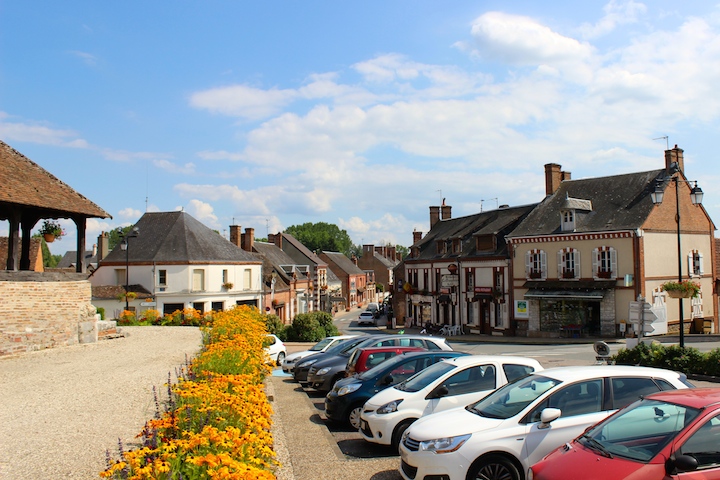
395, 244, 409, 258
285, 222, 354, 256
283, 311, 340, 341
108, 226, 135, 250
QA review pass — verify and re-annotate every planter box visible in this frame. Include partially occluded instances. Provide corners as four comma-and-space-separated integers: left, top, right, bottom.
666, 290, 693, 299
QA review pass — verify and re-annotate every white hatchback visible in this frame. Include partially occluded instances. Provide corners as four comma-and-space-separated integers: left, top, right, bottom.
263, 334, 286, 366
359, 355, 543, 449
398, 365, 694, 480
281, 335, 357, 373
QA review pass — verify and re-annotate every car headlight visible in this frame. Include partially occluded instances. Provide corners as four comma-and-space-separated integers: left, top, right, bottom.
337, 383, 362, 396
377, 399, 403, 414
285, 358, 296, 364
298, 359, 317, 368
316, 367, 332, 376
419, 434, 471, 454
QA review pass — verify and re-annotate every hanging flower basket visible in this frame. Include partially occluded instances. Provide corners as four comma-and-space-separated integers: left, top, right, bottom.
38, 220, 65, 242
661, 280, 701, 298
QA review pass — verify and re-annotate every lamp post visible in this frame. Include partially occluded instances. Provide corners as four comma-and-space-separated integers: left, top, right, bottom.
650, 162, 703, 348
119, 227, 140, 312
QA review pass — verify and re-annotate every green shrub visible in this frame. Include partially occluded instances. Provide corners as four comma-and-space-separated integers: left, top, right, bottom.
612, 342, 709, 376
96, 307, 105, 320
265, 314, 288, 340
285, 313, 325, 342
310, 311, 340, 337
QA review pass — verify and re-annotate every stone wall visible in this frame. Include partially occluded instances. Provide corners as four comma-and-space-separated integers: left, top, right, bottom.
0, 271, 98, 357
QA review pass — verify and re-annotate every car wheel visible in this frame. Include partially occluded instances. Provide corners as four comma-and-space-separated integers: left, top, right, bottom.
276, 351, 285, 366
467, 454, 520, 480
346, 403, 364, 430
391, 419, 415, 451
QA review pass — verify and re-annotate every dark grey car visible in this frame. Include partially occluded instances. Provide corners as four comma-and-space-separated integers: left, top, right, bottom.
305, 334, 453, 392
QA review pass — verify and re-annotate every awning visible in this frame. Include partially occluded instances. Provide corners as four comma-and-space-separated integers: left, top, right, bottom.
472, 294, 494, 301
437, 294, 452, 303
524, 289, 607, 300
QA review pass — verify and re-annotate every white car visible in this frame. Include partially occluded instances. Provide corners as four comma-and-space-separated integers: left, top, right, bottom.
357, 311, 376, 326
264, 334, 287, 366
281, 335, 357, 373
398, 365, 694, 480
359, 355, 544, 449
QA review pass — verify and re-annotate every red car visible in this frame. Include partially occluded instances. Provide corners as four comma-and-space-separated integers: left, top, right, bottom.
529, 388, 720, 480
346, 346, 424, 376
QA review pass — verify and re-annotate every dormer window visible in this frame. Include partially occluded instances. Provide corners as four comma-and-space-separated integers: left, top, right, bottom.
452, 238, 462, 254
436, 240, 447, 254
561, 210, 575, 231
475, 234, 496, 252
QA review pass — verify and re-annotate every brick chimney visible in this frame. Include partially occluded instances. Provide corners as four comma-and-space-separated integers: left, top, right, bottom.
665, 145, 684, 173
429, 206, 440, 229
388, 246, 396, 260
268, 233, 282, 248
242, 227, 254, 252
441, 199, 452, 220
544, 164, 571, 195
351, 255, 358, 266
97, 232, 109, 260
413, 230, 422, 244
92, 243, 97, 257
229, 225, 241, 247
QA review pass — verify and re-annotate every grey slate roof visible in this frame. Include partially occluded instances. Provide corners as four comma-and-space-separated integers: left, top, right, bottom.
253, 241, 308, 288
323, 251, 365, 275
100, 211, 260, 264
57, 250, 96, 269
508, 169, 665, 237
374, 251, 398, 268
413, 204, 537, 261
281, 233, 327, 266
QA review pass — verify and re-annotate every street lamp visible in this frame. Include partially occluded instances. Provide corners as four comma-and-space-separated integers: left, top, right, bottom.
119, 227, 140, 312
650, 162, 703, 348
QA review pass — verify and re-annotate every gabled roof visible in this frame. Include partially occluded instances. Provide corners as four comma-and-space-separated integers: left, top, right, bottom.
281, 233, 327, 266
0, 141, 110, 219
323, 251, 365, 275
373, 251, 398, 269
57, 250, 96, 269
413, 204, 537, 260
100, 211, 260, 264
508, 169, 664, 237
253, 241, 309, 288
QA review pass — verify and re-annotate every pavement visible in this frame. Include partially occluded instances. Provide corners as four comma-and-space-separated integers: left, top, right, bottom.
268, 322, 720, 479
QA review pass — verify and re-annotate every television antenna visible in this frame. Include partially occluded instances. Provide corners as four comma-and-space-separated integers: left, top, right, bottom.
480, 198, 498, 212
653, 136, 669, 150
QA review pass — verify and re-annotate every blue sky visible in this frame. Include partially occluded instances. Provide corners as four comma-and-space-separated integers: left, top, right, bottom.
2, 1, 720, 255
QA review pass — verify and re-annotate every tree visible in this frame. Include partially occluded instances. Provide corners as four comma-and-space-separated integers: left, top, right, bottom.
285, 222, 354, 256
395, 244, 409, 259
108, 226, 134, 250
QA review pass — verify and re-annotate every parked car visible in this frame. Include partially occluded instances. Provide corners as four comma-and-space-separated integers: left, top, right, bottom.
360, 355, 543, 449
294, 336, 370, 384
346, 346, 425, 377
357, 311, 376, 326
398, 365, 694, 480
529, 388, 720, 480
326, 350, 468, 428
306, 334, 453, 393
264, 334, 286, 366
281, 335, 357, 374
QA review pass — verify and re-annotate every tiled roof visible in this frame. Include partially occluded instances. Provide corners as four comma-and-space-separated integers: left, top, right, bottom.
0, 141, 110, 218
323, 251, 365, 275
413, 204, 537, 260
281, 233, 327, 266
100, 211, 261, 264
509, 169, 664, 237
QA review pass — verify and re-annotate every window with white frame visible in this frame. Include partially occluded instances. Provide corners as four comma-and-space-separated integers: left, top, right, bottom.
688, 250, 704, 277
222, 269, 228, 284
158, 269, 167, 286
558, 248, 579, 279
243, 268, 252, 290
525, 249, 547, 279
593, 246, 617, 279
192, 269, 205, 291
561, 210, 575, 231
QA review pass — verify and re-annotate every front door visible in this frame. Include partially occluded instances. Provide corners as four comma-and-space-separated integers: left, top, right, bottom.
481, 302, 491, 334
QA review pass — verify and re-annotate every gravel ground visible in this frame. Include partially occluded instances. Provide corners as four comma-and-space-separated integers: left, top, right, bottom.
0, 326, 203, 479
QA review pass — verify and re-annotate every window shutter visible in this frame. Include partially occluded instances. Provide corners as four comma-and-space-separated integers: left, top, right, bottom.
611, 248, 617, 278
541, 251, 547, 279
688, 252, 693, 276
557, 250, 563, 276
525, 251, 532, 276
699, 253, 704, 275
574, 250, 581, 278
592, 248, 599, 276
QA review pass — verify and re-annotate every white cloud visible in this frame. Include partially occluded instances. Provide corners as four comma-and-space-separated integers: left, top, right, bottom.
185, 199, 220, 228
579, 0, 647, 38
118, 208, 143, 220
0, 114, 89, 147
189, 84, 297, 120
465, 12, 594, 66
153, 159, 196, 174
67, 50, 98, 66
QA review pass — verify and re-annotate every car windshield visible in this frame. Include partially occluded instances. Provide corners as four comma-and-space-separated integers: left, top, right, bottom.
310, 337, 336, 352
358, 354, 407, 380
394, 361, 456, 392
581, 399, 700, 462
468, 374, 560, 419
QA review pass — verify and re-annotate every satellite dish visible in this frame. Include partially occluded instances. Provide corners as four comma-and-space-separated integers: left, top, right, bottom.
594, 341, 610, 357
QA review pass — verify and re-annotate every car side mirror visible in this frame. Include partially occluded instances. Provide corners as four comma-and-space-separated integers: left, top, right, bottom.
428, 384, 449, 399
538, 408, 562, 429
670, 454, 699, 473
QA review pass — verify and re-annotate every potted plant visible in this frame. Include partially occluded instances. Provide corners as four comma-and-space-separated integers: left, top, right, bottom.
562, 270, 575, 279
661, 280, 701, 298
528, 270, 542, 279
222, 282, 234, 290
38, 219, 64, 243
596, 269, 612, 279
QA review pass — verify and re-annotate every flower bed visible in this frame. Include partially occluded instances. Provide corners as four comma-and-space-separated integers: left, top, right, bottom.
102, 306, 277, 479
